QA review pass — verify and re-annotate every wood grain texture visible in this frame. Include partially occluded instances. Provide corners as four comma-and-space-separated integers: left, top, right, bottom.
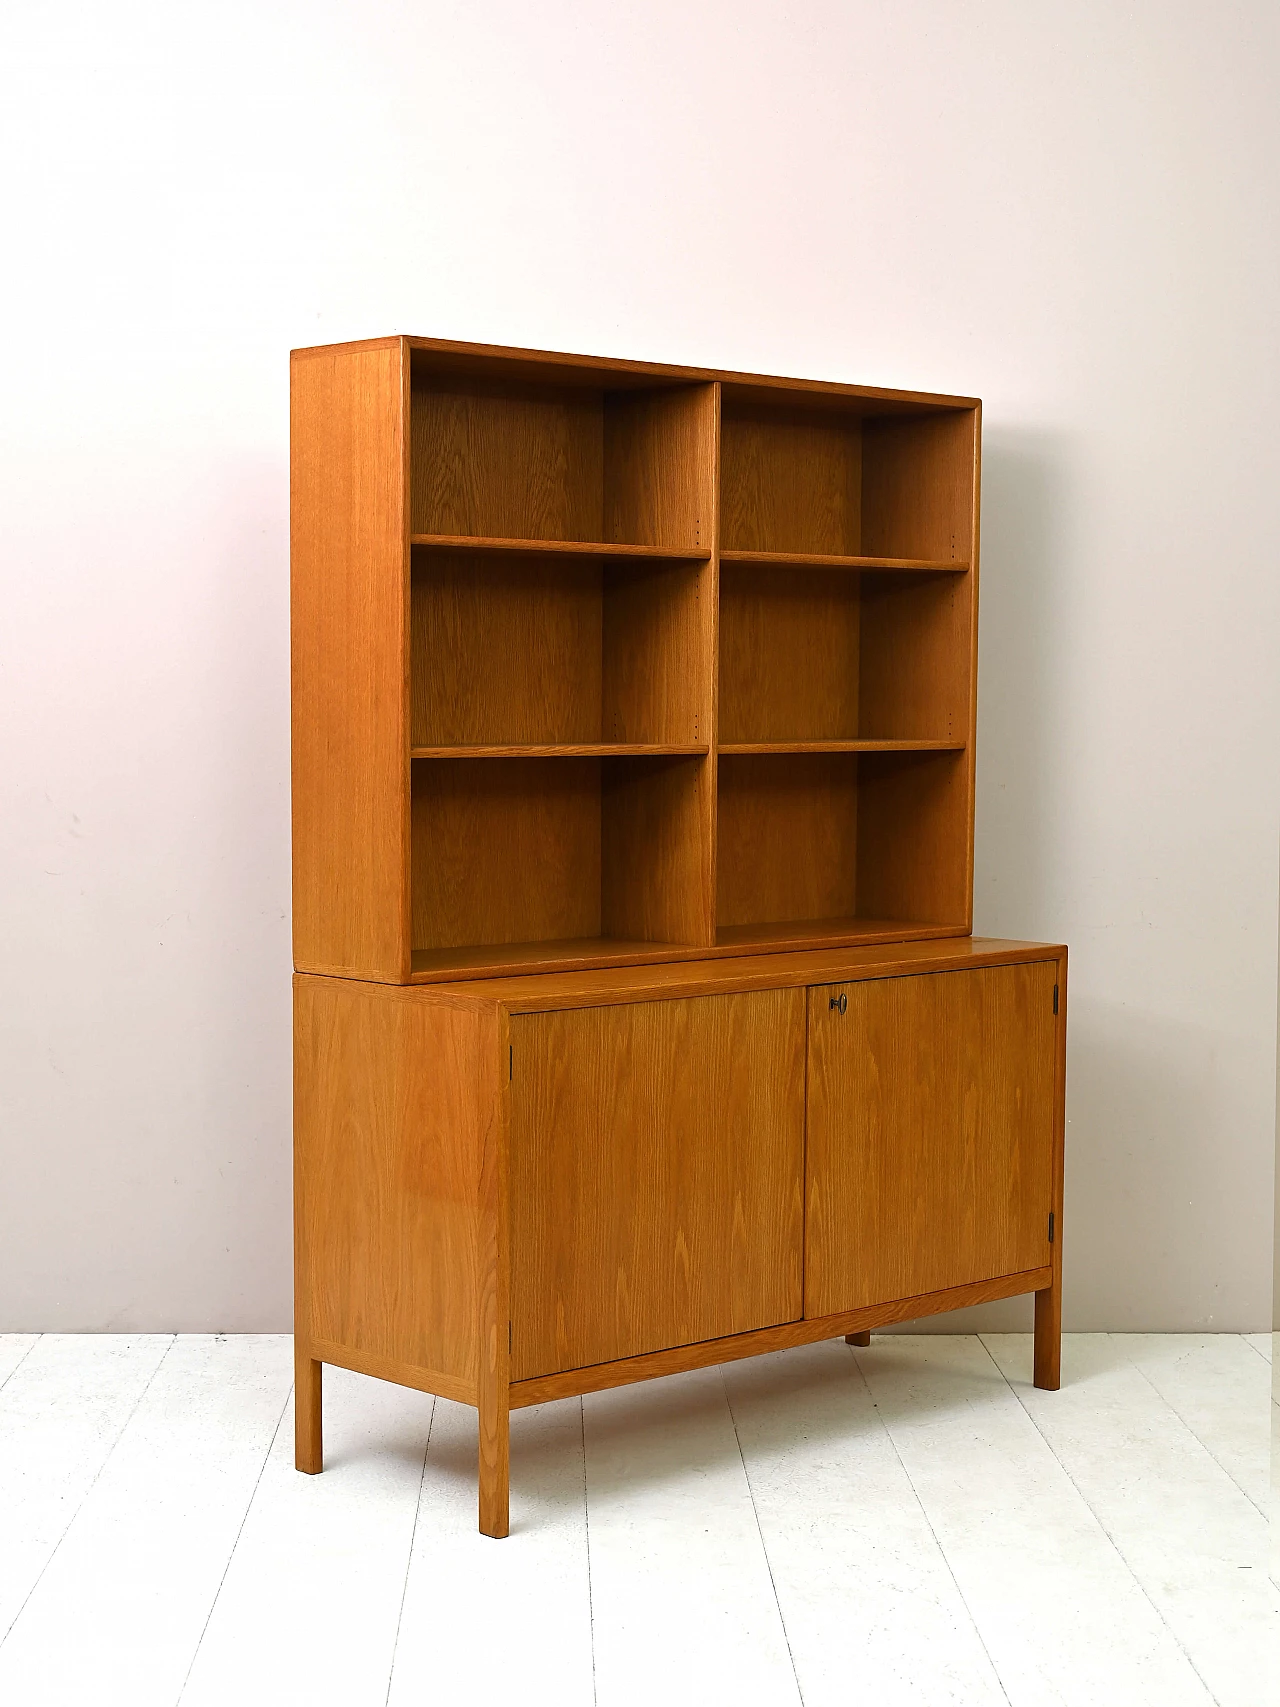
805, 963, 1058, 1316
861, 409, 978, 561
720, 548, 966, 572
603, 384, 715, 551
1035, 950, 1068, 1390
719, 565, 860, 743
601, 561, 707, 744
856, 749, 971, 927
717, 753, 858, 927
309, 1337, 473, 1405
411, 549, 602, 747
294, 974, 500, 1391
477, 1005, 511, 1538
721, 407, 861, 554
412, 757, 602, 951
509, 1267, 1051, 1407
412, 745, 709, 759
412, 379, 603, 541
858, 570, 973, 742
720, 741, 963, 754
294, 1346, 322, 1473
508, 991, 805, 1380
419, 936, 1063, 1008
601, 755, 713, 946
291, 341, 410, 980
411, 534, 708, 560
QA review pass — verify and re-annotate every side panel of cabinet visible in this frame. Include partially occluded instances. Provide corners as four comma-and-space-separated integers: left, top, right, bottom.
509, 990, 805, 1379
294, 976, 502, 1391
805, 962, 1057, 1315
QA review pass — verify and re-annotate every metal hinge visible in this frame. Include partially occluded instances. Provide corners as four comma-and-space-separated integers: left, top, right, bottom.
1048, 1212, 1055, 1244
1053, 984, 1059, 1015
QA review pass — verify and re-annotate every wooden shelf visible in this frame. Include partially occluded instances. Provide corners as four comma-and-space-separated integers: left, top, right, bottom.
408, 919, 968, 982
411, 938, 700, 979
720, 548, 967, 572
718, 740, 964, 756
412, 744, 710, 759
715, 917, 963, 953
411, 534, 710, 562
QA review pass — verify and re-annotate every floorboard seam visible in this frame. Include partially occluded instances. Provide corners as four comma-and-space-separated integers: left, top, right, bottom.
0, 1334, 177, 1656
720, 1367, 806, 1707
174, 1372, 292, 1706
384, 1396, 435, 1707
1111, 1336, 1268, 1521
849, 1343, 1014, 1707
975, 1336, 1222, 1707
0, 1336, 40, 1396
581, 1398, 598, 1707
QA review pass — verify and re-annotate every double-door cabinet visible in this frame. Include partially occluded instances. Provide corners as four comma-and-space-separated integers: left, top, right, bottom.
294, 937, 1066, 1536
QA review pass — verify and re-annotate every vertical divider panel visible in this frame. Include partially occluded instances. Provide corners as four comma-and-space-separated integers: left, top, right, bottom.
599, 384, 720, 946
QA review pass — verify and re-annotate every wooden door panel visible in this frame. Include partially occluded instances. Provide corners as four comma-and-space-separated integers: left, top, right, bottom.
805, 963, 1057, 1315
510, 990, 805, 1380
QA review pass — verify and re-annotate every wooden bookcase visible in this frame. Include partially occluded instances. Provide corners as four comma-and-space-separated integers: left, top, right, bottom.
291, 337, 978, 984
291, 337, 1065, 1538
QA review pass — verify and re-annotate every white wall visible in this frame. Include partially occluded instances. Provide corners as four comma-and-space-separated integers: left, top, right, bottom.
1, 1, 1276, 1331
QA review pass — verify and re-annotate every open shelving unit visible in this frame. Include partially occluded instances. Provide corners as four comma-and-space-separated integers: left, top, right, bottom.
290, 337, 980, 983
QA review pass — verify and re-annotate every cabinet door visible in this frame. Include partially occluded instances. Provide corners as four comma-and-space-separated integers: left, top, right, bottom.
805, 963, 1057, 1316
509, 990, 805, 1380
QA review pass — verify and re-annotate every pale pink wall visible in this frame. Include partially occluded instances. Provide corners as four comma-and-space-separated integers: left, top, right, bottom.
1, 0, 1276, 1329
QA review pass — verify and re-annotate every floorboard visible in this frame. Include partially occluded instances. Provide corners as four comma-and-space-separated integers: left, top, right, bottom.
0, 1335, 1270, 1707
984, 1332, 1272, 1707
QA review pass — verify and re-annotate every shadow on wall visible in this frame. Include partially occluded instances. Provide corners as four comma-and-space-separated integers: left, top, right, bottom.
892, 432, 1271, 1335
891, 429, 1069, 1336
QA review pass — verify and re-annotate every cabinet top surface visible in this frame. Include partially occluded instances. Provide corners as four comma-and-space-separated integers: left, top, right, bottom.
289, 334, 981, 414
308, 937, 1065, 1014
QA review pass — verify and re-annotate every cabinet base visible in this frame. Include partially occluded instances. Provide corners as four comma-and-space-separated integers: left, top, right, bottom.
295, 1264, 1058, 1535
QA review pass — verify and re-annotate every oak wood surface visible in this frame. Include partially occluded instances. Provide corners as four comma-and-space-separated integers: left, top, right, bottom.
294, 974, 499, 1387
294, 1347, 322, 1474
412, 756, 602, 951
719, 564, 860, 744
411, 745, 710, 758
1035, 950, 1068, 1390
717, 753, 859, 927
509, 1267, 1052, 1407
508, 992, 805, 1380
291, 341, 410, 980
805, 963, 1058, 1316
601, 755, 712, 946
406, 919, 964, 982
855, 749, 971, 928
412, 379, 604, 542
411, 549, 602, 748
721, 407, 861, 555
719, 740, 963, 755
411, 534, 709, 560
720, 548, 967, 572
309, 1337, 473, 1406
410, 936, 1063, 1008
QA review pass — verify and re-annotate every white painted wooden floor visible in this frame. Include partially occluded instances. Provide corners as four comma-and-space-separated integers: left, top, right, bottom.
0, 1333, 1273, 1707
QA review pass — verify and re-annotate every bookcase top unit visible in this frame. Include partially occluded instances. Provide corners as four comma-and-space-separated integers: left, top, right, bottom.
290, 336, 981, 984
293, 333, 980, 414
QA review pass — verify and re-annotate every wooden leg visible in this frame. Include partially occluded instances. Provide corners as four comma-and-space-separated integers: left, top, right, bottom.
1033, 1283, 1061, 1390
845, 1331, 872, 1347
478, 1388, 510, 1538
295, 1344, 323, 1473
